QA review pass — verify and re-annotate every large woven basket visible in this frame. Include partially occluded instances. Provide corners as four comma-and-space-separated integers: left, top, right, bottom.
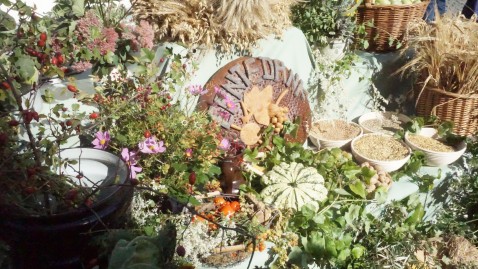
355, 0, 429, 52
416, 87, 478, 136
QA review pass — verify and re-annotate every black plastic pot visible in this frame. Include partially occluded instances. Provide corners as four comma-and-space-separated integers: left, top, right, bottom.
0, 148, 134, 269
0, 183, 133, 269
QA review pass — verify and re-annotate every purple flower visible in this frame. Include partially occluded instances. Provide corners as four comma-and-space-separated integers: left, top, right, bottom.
189, 85, 208, 96
218, 138, 231, 151
138, 137, 166, 154
121, 148, 142, 179
92, 131, 110, 150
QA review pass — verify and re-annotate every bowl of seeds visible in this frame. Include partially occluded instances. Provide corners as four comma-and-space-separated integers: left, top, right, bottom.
309, 119, 363, 150
358, 112, 411, 135
351, 133, 411, 172
404, 128, 466, 166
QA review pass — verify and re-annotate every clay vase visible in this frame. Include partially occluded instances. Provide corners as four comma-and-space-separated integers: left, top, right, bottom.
219, 153, 246, 195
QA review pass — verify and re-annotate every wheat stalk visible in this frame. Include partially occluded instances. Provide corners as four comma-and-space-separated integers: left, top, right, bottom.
398, 14, 478, 95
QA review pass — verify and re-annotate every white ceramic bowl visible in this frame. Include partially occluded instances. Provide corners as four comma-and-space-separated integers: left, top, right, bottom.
351, 133, 411, 172
358, 111, 411, 135
404, 128, 467, 167
309, 120, 363, 150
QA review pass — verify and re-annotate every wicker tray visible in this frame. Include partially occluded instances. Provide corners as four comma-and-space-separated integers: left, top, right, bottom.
416, 87, 478, 136
355, 0, 429, 52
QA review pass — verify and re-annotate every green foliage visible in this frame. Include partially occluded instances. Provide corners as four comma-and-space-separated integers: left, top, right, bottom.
291, 0, 357, 46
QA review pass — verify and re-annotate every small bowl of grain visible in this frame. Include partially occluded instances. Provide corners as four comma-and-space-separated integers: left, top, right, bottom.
309, 119, 362, 150
404, 128, 466, 167
351, 133, 411, 172
358, 111, 411, 135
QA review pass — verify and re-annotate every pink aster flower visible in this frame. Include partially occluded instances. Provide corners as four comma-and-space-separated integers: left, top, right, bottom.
185, 148, 193, 158
92, 131, 110, 150
189, 85, 207, 96
218, 138, 231, 151
138, 137, 166, 154
223, 94, 236, 110
121, 148, 142, 179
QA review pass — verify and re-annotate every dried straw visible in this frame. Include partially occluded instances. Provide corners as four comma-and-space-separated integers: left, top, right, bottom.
398, 14, 478, 95
132, 0, 299, 52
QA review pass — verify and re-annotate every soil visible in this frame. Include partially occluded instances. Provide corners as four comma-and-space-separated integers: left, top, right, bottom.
407, 134, 455, 152
354, 135, 409, 161
311, 120, 361, 141
361, 114, 404, 135
201, 250, 251, 268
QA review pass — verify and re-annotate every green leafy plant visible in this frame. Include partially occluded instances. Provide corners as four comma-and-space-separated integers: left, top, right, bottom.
0, 0, 155, 215
291, 0, 358, 46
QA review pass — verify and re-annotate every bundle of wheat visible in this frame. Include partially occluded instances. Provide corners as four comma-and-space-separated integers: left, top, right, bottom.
132, 0, 299, 52
400, 14, 478, 94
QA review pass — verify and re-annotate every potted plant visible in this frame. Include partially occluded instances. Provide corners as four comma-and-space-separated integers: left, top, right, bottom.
291, 0, 358, 59
0, 0, 156, 267
398, 14, 478, 136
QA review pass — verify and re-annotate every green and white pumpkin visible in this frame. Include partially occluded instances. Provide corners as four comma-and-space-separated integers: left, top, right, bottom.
261, 162, 328, 211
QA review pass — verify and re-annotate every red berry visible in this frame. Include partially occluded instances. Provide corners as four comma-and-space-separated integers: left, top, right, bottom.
143, 130, 151, 138
176, 246, 186, 257
24, 187, 36, 195
31, 111, 39, 122
130, 178, 139, 186
182, 64, 187, 69
27, 167, 36, 178
84, 198, 93, 207
0, 133, 8, 146
189, 172, 196, 185
56, 55, 64, 65
1, 81, 10, 90
39, 32, 47, 41
51, 57, 58, 66
37, 40, 46, 47
65, 189, 78, 200
23, 112, 33, 124
65, 120, 73, 126
67, 84, 78, 93
160, 58, 164, 63
62, 107, 68, 112
89, 112, 99, 120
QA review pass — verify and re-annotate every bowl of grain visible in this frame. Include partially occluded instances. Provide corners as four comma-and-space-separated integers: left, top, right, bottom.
309, 119, 362, 150
404, 128, 466, 167
358, 112, 411, 135
351, 133, 411, 172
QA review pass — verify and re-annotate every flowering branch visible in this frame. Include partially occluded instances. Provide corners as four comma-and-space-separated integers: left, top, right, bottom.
0, 63, 42, 167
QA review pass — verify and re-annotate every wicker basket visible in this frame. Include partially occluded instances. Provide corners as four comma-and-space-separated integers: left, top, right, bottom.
416, 87, 478, 136
355, 0, 429, 52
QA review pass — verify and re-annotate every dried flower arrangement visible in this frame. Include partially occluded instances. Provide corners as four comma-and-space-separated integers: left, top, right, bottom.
132, 0, 299, 52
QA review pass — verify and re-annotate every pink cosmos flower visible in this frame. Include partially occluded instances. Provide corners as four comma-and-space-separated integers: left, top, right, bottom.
189, 85, 207, 96
138, 137, 166, 154
92, 131, 110, 150
121, 148, 142, 179
218, 138, 231, 151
